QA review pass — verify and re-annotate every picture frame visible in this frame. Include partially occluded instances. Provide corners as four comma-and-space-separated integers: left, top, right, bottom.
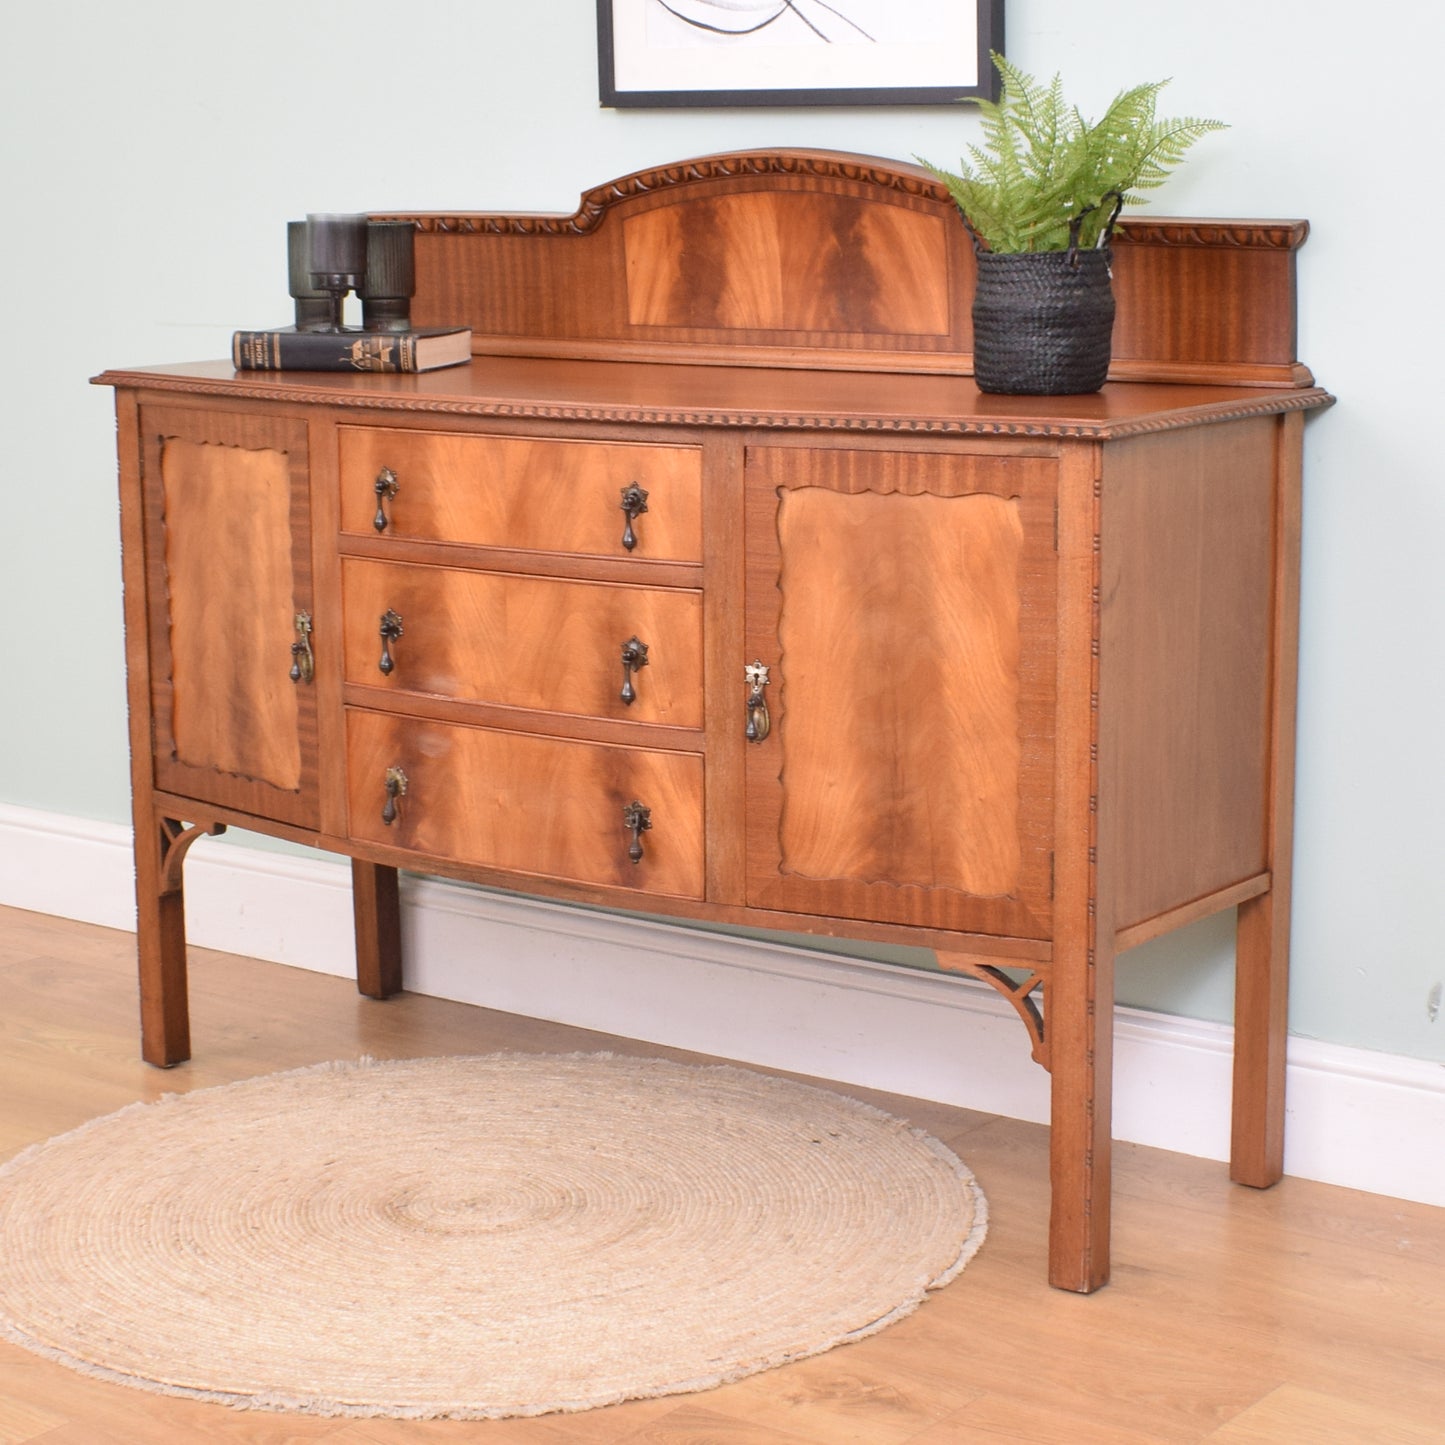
596, 0, 1004, 109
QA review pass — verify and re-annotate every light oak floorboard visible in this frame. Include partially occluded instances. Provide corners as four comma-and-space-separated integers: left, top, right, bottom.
1202, 1383, 1445, 1443
0, 906, 1441, 1444
0, 1396, 66, 1445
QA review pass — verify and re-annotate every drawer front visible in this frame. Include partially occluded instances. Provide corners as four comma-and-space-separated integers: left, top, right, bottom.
341, 558, 704, 726
339, 427, 703, 561
346, 709, 705, 898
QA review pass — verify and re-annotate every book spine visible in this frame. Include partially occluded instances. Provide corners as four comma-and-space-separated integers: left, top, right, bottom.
231, 330, 417, 372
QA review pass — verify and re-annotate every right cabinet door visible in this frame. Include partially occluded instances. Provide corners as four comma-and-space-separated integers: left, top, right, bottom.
743, 445, 1058, 939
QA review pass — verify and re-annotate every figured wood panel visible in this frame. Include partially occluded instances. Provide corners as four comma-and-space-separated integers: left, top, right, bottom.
744, 445, 1057, 937
140, 406, 318, 828
623, 193, 951, 337
338, 427, 702, 561
777, 487, 1023, 893
162, 438, 299, 787
345, 709, 704, 898
340, 558, 703, 727
1098, 417, 1277, 932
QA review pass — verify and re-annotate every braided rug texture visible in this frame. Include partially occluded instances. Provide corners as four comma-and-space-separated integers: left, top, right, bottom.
0, 1052, 985, 1420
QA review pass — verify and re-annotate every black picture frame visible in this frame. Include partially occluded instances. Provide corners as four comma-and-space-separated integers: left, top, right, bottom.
597, 0, 1003, 109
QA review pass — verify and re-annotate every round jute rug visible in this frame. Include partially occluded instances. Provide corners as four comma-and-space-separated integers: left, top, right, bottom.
0, 1053, 986, 1420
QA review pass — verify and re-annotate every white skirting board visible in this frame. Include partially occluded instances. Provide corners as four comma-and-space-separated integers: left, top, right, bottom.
2, 801, 1441, 1208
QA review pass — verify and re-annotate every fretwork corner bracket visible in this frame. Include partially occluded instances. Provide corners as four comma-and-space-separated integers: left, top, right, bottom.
158, 816, 226, 894
936, 952, 1049, 1070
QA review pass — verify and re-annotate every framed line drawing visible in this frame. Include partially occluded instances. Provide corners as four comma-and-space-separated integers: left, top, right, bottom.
597, 0, 1004, 108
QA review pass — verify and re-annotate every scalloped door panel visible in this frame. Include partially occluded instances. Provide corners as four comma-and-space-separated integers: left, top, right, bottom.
743, 444, 1058, 939
141, 406, 319, 828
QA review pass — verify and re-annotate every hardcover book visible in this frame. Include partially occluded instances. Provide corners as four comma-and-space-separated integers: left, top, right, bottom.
232, 326, 472, 373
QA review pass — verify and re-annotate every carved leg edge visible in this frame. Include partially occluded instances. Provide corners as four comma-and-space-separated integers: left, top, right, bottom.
936, 949, 1109, 1289
1045, 934, 1115, 1294
1047, 1023, 1114, 1293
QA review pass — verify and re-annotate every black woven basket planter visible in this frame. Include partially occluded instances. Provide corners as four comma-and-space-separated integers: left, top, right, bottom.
971, 247, 1117, 395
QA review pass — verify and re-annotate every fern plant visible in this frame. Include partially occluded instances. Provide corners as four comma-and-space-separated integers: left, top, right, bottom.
920, 54, 1226, 253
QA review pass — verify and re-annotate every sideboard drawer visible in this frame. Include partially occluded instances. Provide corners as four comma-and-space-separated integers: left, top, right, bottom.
346, 708, 705, 898
340, 558, 704, 725
338, 427, 703, 561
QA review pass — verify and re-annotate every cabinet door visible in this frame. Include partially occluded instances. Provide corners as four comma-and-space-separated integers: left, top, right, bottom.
743, 446, 1057, 939
139, 406, 319, 828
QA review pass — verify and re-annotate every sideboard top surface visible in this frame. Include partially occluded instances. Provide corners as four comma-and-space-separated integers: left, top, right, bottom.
94, 356, 1332, 441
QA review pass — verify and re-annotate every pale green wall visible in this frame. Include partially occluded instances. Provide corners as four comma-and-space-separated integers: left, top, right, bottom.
3, 1, 1441, 1061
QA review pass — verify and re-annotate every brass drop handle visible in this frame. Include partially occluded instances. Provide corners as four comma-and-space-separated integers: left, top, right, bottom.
744, 660, 771, 743
619, 482, 649, 552
382, 766, 408, 826
373, 467, 399, 532
289, 611, 315, 684
622, 800, 651, 865
378, 609, 404, 675
620, 636, 649, 705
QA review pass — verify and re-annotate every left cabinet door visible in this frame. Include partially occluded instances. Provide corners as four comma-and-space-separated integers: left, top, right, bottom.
137, 405, 320, 828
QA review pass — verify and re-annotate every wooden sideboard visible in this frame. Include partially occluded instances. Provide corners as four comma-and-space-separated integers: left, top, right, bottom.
97, 152, 1333, 1292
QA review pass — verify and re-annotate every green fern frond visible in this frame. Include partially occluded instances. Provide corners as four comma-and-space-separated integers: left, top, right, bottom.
1131, 116, 1231, 191
917, 55, 1226, 253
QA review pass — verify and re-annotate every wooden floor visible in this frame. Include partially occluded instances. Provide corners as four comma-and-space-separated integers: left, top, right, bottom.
1, 906, 1441, 1444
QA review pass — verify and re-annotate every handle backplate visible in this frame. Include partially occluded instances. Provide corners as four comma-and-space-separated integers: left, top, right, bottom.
382, 766, 408, 826
744, 660, 771, 743
378, 609, 404, 675
622, 800, 651, 864
289, 611, 315, 684
619, 482, 649, 552
620, 635, 649, 705
373, 467, 399, 532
